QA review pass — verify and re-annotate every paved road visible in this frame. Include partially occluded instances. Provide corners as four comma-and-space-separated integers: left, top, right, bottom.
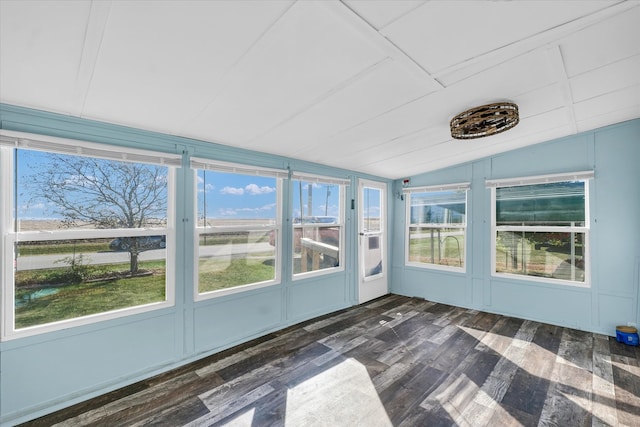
17, 242, 273, 271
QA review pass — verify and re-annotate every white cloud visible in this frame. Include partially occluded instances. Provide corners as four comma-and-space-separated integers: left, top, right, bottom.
217, 203, 276, 217
245, 183, 275, 195
220, 184, 275, 196
220, 186, 244, 195
197, 183, 215, 194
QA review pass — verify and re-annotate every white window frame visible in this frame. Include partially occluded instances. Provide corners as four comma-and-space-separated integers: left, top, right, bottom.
191, 158, 286, 300
404, 182, 469, 273
0, 130, 179, 341
291, 172, 348, 280
487, 171, 593, 287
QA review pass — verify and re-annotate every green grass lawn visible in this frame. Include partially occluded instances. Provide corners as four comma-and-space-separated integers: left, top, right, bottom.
15, 261, 166, 329
199, 231, 270, 247
198, 257, 275, 293
409, 236, 465, 267
17, 240, 111, 256
15, 249, 276, 328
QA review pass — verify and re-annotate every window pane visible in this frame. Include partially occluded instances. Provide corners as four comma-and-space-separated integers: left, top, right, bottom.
363, 187, 382, 232
495, 231, 585, 282
198, 230, 276, 293
197, 170, 277, 227
16, 149, 168, 231
196, 169, 279, 293
292, 180, 342, 275
293, 224, 340, 274
362, 186, 383, 278
15, 237, 166, 329
292, 181, 340, 221
408, 227, 465, 268
364, 234, 382, 278
11, 147, 171, 331
410, 190, 466, 225
496, 181, 585, 226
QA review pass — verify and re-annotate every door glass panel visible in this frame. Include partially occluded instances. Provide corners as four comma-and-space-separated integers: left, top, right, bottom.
362, 187, 382, 278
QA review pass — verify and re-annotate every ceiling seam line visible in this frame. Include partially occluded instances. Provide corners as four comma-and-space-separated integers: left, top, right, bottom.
432, 0, 638, 83
325, 0, 444, 89
71, 0, 112, 118
291, 91, 438, 157
244, 57, 393, 147
547, 46, 577, 134
176, 0, 298, 134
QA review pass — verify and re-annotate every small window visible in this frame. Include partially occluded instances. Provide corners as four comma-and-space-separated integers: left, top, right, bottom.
192, 159, 285, 298
291, 174, 347, 277
405, 184, 468, 271
1, 134, 178, 340
489, 172, 592, 285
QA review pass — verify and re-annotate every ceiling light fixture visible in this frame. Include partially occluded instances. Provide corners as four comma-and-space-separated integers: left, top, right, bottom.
450, 102, 519, 140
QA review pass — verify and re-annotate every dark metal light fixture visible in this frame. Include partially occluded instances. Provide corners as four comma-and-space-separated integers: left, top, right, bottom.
450, 102, 519, 140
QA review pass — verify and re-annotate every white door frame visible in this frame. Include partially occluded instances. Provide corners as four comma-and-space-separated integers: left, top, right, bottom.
358, 179, 388, 303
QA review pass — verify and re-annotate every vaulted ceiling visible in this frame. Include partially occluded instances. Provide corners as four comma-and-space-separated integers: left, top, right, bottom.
1, 1, 639, 179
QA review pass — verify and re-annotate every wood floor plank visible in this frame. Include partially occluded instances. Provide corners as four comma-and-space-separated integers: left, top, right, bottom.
610, 352, 640, 426
499, 323, 561, 420
591, 334, 618, 427
129, 396, 210, 427
538, 328, 595, 427
20, 295, 640, 427
456, 320, 539, 426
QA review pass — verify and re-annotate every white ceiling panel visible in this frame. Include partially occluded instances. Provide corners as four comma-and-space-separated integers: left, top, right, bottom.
0, 1, 91, 112
248, 59, 436, 152
1, 0, 639, 179
342, 0, 426, 30
379, 1, 615, 74
82, 1, 294, 135
365, 109, 572, 177
514, 84, 566, 119
327, 126, 452, 171
182, 0, 388, 145
560, 6, 640, 78
295, 48, 557, 165
573, 84, 640, 123
576, 105, 640, 133
292, 97, 436, 162
570, 54, 640, 103
344, 83, 569, 172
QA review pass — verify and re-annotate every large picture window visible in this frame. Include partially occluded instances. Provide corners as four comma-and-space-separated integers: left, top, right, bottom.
192, 159, 285, 298
405, 183, 468, 271
291, 173, 347, 277
488, 172, 592, 285
1, 131, 179, 340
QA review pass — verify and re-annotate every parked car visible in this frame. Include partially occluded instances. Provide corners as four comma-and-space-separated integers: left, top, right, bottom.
109, 235, 166, 251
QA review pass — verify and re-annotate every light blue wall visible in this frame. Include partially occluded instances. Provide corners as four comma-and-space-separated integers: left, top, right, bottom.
391, 119, 640, 336
0, 104, 390, 425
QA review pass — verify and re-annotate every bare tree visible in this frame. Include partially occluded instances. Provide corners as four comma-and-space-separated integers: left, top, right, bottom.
31, 155, 167, 274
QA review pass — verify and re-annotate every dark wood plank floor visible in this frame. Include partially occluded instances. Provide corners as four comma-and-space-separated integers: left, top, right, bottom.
22, 295, 640, 426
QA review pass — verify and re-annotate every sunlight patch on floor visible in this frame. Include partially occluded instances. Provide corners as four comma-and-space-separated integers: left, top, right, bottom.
611, 358, 640, 377
285, 358, 392, 427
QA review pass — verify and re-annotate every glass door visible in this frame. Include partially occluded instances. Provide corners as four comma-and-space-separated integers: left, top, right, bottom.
358, 179, 387, 303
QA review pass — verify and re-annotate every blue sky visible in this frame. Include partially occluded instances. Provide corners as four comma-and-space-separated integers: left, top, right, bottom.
199, 171, 344, 220
15, 149, 376, 221
198, 170, 279, 219
16, 149, 58, 219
